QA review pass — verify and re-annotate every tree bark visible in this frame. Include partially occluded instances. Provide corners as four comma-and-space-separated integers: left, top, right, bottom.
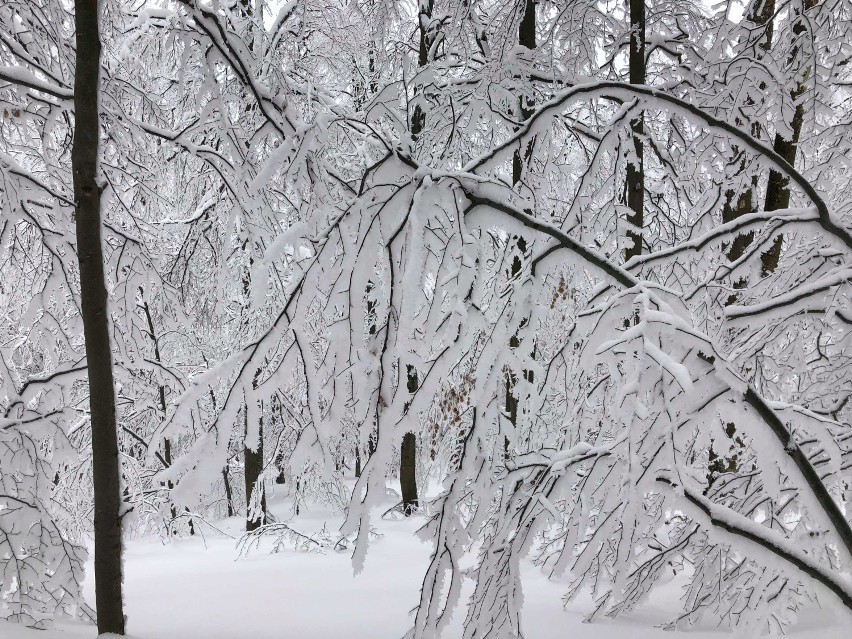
244, 405, 266, 531
401, 365, 420, 516
721, 0, 775, 294
505, 0, 537, 456
400, 432, 419, 516
411, 0, 434, 140
397, 3, 438, 510
761, 0, 819, 273
512, 0, 536, 185
624, 0, 645, 262
223, 465, 235, 517
72, 0, 125, 633
354, 446, 362, 478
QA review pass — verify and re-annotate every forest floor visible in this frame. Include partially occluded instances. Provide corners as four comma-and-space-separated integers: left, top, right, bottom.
3, 486, 849, 639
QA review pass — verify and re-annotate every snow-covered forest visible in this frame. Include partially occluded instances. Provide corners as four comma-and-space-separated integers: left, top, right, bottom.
1, 0, 851, 636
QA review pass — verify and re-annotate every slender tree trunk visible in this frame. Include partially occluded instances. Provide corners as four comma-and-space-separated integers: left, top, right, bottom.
240, 260, 266, 532
505, 0, 537, 457
361, 280, 379, 470
234, 0, 267, 535
411, 0, 434, 140
401, 365, 420, 515
721, 0, 775, 296
624, 0, 645, 262
355, 446, 362, 478
208, 388, 235, 517
223, 465, 235, 517
244, 405, 266, 531
400, 432, 419, 515
140, 292, 195, 535
396, 2, 438, 512
761, 0, 819, 273
73, 0, 125, 633
512, 0, 536, 185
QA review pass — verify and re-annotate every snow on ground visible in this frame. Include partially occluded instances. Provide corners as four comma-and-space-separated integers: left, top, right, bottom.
3, 490, 850, 639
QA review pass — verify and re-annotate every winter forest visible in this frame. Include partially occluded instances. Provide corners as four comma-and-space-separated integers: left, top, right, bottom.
1, 0, 852, 637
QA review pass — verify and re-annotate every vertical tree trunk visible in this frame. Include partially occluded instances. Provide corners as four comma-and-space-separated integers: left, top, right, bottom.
72, 0, 125, 633
208, 388, 235, 517
361, 280, 379, 470
624, 0, 645, 263
400, 433, 418, 515
401, 365, 420, 515
223, 466, 235, 517
234, 0, 267, 535
761, 0, 819, 273
240, 255, 266, 532
512, 0, 536, 185
396, 2, 437, 513
411, 0, 435, 140
244, 405, 266, 531
721, 0, 775, 294
140, 292, 195, 535
505, 0, 537, 457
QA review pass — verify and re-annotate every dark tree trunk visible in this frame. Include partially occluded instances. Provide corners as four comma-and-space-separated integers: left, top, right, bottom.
209, 388, 235, 517
505, 0, 537, 457
244, 406, 266, 531
400, 432, 419, 516
721, 0, 775, 297
398, 4, 439, 508
223, 465, 235, 518
722, 0, 775, 262
401, 365, 420, 516
235, 0, 267, 536
720, 175, 760, 307
360, 280, 378, 473
761, 0, 819, 273
624, 0, 645, 262
162, 438, 177, 522
512, 0, 536, 185
72, 0, 125, 633
411, 0, 434, 140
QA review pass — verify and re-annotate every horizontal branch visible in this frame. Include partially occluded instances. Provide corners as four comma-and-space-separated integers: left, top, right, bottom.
0, 66, 74, 100
726, 267, 852, 320
625, 208, 819, 271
